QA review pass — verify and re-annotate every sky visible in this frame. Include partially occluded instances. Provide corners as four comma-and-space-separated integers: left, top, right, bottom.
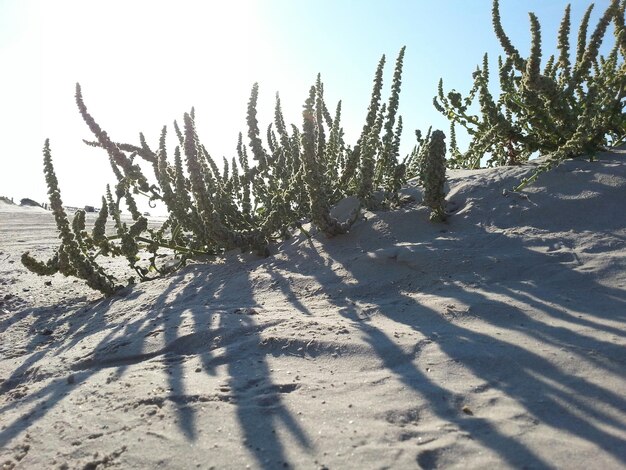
0, 0, 618, 213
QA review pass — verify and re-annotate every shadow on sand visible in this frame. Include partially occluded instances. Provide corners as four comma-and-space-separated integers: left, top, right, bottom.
2, 155, 626, 467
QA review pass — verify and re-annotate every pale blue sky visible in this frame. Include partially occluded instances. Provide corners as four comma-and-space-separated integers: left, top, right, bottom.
0, 0, 616, 210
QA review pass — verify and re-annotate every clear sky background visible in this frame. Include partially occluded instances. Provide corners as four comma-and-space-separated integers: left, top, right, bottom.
0, 0, 617, 213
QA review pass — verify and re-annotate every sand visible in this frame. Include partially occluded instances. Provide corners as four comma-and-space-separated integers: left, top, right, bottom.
1, 148, 625, 469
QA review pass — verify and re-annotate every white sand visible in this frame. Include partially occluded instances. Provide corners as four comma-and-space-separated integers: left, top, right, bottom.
1, 148, 625, 469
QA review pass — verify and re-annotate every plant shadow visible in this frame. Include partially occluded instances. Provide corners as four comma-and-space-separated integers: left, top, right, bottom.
2, 153, 626, 466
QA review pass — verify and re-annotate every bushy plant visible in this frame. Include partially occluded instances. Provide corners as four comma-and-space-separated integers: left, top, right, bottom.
22, 141, 118, 295
402, 128, 448, 222
23, 48, 440, 296
421, 130, 448, 222
434, 0, 626, 189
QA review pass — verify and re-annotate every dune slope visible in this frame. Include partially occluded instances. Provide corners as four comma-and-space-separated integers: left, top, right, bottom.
1, 148, 625, 469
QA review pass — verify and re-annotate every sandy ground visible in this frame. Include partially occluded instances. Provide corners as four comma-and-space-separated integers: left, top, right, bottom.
1, 149, 625, 469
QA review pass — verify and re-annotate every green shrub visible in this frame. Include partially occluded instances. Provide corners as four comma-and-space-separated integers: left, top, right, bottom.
434, 0, 625, 189
23, 48, 434, 296
421, 131, 447, 222
22, 141, 118, 295
26, 0, 625, 296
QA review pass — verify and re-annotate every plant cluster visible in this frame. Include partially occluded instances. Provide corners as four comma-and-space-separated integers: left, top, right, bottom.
435, 0, 626, 189
22, 48, 448, 295
26, 0, 624, 297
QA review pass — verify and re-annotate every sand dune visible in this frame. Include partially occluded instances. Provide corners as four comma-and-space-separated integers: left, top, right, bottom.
1, 148, 625, 469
